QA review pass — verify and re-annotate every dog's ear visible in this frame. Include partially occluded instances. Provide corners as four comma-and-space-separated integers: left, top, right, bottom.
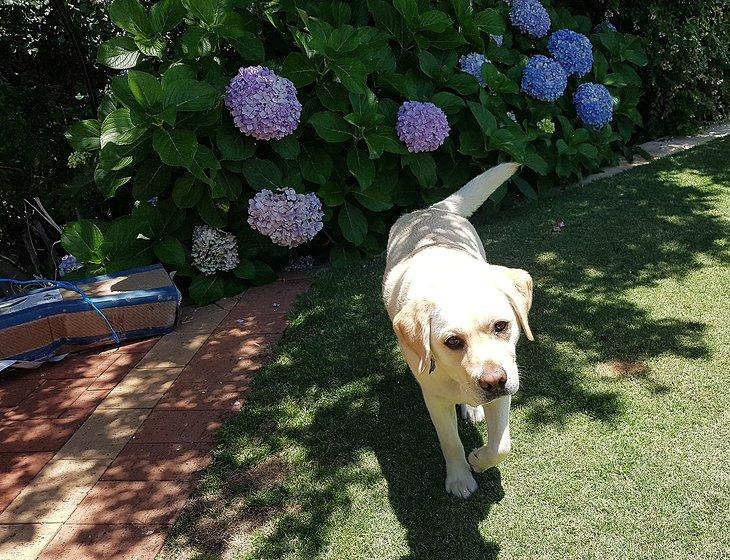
490, 266, 534, 341
393, 300, 435, 374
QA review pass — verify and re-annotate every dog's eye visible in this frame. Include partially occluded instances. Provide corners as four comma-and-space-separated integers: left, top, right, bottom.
494, 321, 509, 333
444, 336, 465, 350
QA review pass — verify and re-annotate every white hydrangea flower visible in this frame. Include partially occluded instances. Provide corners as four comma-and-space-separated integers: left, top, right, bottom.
191, 225, 240, 275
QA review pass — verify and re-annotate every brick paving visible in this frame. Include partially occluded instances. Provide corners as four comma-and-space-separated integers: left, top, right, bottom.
0, 275, 311, 559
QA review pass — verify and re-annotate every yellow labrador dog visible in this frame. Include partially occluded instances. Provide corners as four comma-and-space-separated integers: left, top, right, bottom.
382, 162, 533, 499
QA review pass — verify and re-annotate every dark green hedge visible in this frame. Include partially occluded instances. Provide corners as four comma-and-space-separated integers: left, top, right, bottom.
563, 0, 730, 137
0, 0, 112, 271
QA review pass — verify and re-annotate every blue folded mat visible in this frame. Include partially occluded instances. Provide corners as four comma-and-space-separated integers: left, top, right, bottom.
0, 264, 180, 363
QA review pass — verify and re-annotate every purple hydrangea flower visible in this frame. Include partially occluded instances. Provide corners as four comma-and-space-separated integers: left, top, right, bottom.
548, 29, 594, 77
248, 188, 324, 248
521, 55, 567, 101
459, 52, 490, 86
58, 254, 83, 277
509, 0, 551, 38
396, 101, 450, 153
573, 83, 613, 128
491, 34, 504, 47
225, 66, 302, 141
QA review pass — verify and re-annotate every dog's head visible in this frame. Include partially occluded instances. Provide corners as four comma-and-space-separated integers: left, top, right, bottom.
393, 265, 533, 404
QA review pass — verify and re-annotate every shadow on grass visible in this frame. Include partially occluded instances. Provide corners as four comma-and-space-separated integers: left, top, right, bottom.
162, 139, 728, 559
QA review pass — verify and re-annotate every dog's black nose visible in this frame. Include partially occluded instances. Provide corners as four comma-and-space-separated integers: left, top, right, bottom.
479, 367, 507, 393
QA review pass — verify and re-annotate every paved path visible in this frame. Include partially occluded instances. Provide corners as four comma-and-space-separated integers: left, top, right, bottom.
579, 122, 730, 185
0, 275, 310, 559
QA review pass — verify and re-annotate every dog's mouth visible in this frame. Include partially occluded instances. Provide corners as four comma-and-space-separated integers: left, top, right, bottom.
480, 388, 514, 402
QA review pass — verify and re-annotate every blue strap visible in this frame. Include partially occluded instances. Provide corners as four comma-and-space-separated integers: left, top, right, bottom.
0, 278, 121, 346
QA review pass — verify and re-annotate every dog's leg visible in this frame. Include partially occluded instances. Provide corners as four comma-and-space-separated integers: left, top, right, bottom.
460, 404, 485, 424
423, 392, 478, 498
468, 396, 511, 473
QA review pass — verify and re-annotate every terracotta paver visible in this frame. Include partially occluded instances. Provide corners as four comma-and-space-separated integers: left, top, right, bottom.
98, 368, 182, 410
55, 408, 151, 460
0, 375, 45, 408
105, 337, 160, 354
65, 389, 113, 412
87, 353, 147, 391
0, 276, 312, 558
185, 332, 281, 375
134, 305, 229, 370
132, 410, 227, 443
216, 311, 288, 336
0, 459, 108, 523
40, 353, 117, 380
155, 375, 250, 412
67, 481, 193, 525
101, 443, 212, 481
0, 453, 54, 514
5, 380, 94, 421
37, 523, 168, 560
0, 417, 85, 453
236, 279, 311, 315
0, 523, 62, 559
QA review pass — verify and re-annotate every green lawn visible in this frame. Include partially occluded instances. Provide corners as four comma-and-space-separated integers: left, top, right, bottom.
162, 137, 730, 560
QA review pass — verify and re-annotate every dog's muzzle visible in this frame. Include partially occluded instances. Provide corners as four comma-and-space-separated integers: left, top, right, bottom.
478, 367, 507, 393
477, 366, 518, 400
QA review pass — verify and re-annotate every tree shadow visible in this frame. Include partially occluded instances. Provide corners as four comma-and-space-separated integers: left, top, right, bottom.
473, 141, 728, 426
161, 139, 729, 559
375, 374, 504, 559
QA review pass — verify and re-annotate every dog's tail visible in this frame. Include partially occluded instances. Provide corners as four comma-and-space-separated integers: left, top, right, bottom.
430, 162, 520, 218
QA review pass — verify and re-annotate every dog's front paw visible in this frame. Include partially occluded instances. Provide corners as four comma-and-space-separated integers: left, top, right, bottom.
460, 404, 485, 424
445, 465, 478, 499
468, 445, 510, 473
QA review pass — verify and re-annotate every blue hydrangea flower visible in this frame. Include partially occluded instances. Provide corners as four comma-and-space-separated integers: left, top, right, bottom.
509, 0, 551, 38
491, 34, 504, 47
396, 101, 450, 153
521, 55, 567, 101
459, 52, 490, 86
548, 29, 594, 77
58, 255, 83, 277
225, 66, 302, 141
248, 188, 324, 248
573, 83, 613, 128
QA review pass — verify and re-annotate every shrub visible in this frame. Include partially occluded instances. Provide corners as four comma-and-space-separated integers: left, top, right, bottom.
0, 0, 113, 271
62, 0, 647, 305
563, 0, 730, 137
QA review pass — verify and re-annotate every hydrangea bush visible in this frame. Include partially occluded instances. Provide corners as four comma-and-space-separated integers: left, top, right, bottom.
62, 0, 646, 304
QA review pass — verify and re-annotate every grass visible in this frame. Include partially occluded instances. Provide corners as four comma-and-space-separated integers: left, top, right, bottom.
161, 137, 730, 560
